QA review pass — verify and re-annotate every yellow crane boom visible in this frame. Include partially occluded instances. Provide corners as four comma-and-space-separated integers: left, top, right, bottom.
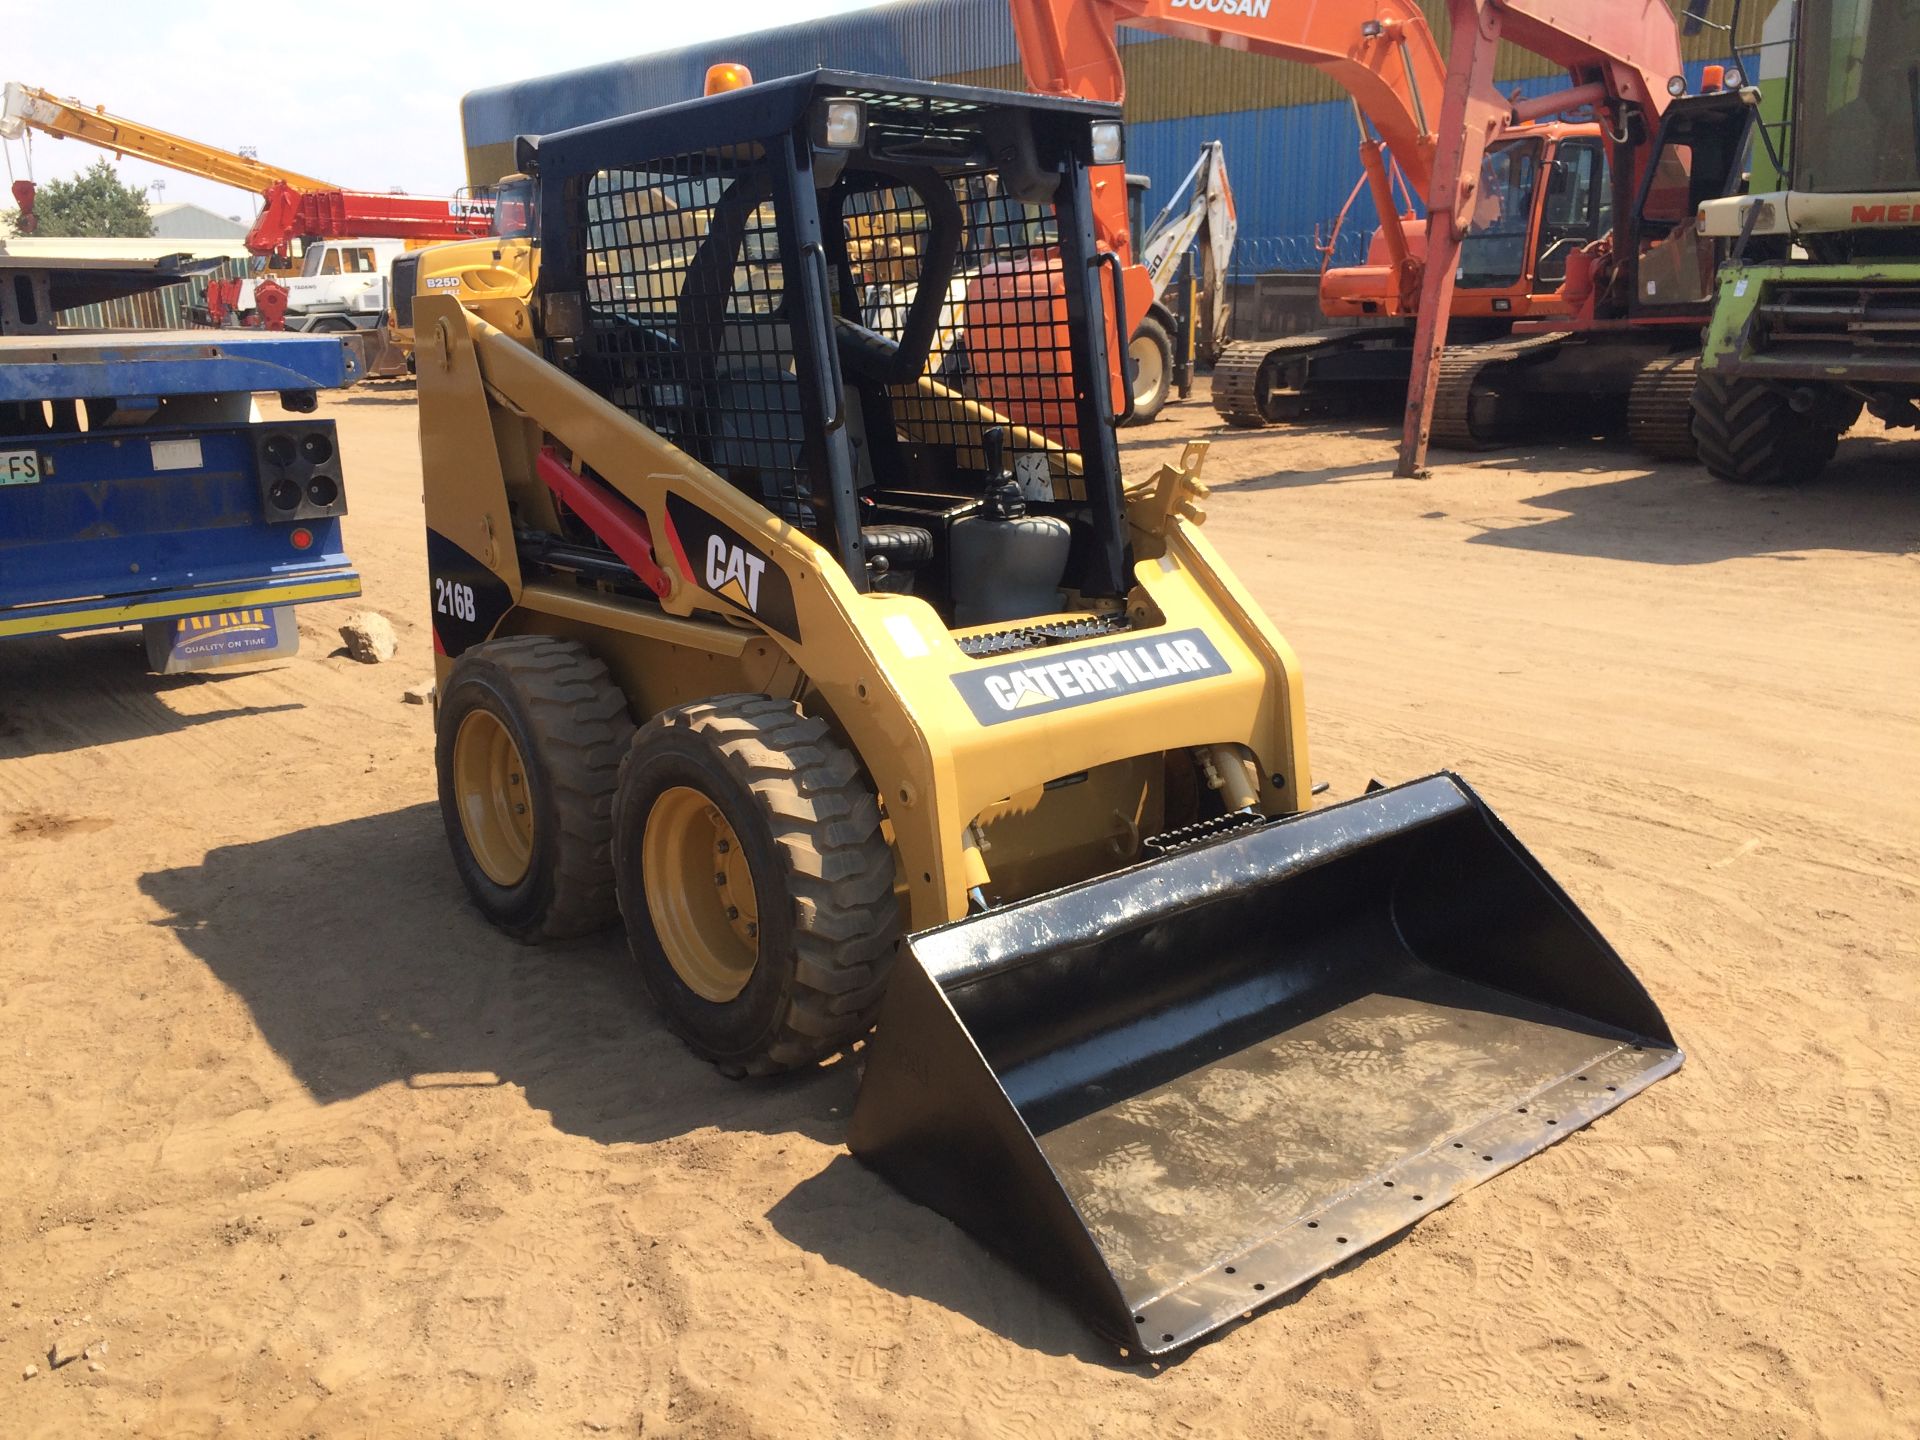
1, 81, 335, 195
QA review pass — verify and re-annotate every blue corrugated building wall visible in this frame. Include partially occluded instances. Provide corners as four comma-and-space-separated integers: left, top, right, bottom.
461, 0, 1761, 272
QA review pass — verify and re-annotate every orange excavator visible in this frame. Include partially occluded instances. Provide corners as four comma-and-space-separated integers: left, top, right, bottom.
1010, 0, 1743, 472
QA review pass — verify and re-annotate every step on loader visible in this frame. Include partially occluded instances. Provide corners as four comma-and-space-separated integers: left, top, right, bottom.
415, 71, 1680, 1356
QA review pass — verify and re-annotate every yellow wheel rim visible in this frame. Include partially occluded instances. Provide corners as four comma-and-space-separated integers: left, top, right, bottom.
642, 786, 760, 1003
452, 708, 535, 887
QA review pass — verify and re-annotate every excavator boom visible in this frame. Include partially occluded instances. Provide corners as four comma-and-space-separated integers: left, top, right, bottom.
1011, 0, 1446, 196
1137, 140, 1236, 357
1010, 0, 1455, 326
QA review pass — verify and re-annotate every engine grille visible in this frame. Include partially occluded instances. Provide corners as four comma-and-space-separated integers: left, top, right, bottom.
953, 612, 1132, 658
1754, 282, 1920, 359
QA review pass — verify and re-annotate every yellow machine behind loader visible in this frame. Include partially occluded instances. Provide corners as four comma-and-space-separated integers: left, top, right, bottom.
415, 71, 1680, 1356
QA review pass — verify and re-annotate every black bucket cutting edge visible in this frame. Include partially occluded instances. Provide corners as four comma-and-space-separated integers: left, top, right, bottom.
846, 772, 1682, 1357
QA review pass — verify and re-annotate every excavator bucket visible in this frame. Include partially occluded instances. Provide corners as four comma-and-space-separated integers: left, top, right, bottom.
847, 773, 1680, 1356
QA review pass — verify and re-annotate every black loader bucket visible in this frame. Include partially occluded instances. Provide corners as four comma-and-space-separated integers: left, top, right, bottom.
847, 774, 1680, 1357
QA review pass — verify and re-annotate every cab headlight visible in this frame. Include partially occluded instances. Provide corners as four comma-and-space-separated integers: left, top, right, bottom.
818, 99, 866, 149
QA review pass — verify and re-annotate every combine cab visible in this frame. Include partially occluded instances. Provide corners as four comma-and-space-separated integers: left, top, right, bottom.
1694, 0, 1920, 484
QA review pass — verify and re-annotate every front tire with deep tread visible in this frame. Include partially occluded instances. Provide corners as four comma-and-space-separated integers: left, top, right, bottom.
614, 695, 900, 1077
1691, 371, 1842, 486
435, 636, 634, 941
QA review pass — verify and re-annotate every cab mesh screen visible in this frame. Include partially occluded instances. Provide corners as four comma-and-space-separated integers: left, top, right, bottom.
567, 93, 1095, 529
575, 153, 814, 527
840, 170, 1085, 497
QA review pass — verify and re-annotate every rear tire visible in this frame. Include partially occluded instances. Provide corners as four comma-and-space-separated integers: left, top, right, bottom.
436, 636, 634, 941
1692, 372, 1841, 486
613, 695, 900, 1076
1126, 314, 1174, 425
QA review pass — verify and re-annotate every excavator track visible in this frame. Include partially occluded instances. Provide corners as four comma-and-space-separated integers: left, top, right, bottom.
1627, 352, 1701, 460
1209, 330, 1359, 427
1428, 331, 1571, 451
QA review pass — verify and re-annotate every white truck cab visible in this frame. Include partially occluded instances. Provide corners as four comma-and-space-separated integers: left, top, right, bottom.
244, 238, 409, 334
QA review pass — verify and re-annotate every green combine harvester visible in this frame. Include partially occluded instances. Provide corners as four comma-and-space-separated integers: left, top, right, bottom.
1693, 0, 1920, 484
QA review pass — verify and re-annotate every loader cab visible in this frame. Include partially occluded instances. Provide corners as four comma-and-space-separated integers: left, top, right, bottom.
1456, 136, 1545, 292
490, 172, 538, 241
527, 72, 1131, 612
1791, 0, 1920, 199
1627, 88, 1755, 314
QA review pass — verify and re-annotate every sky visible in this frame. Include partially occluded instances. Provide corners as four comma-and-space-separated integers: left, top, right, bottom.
2, 0, 881, 219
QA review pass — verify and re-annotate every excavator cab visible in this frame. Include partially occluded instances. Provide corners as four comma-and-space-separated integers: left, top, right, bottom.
1453, 129, 1611, 308
419, 70, 1680, 1357
1530, 134, 1611, 292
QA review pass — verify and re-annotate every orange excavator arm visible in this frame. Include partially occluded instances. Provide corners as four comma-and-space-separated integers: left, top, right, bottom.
1012, 0, 1449, 196
1397, 0, 1682, 474
1010, 0, 1468, 326
1008, 1, 1683, 469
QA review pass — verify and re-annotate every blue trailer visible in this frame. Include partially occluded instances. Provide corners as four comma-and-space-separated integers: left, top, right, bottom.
0, 259, 361, 672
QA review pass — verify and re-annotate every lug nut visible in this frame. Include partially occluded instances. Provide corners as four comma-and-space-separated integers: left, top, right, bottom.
716, 838, 730, 853
745, 922, 758, 938
715, 872, 728, 885
726, 906, 739, 920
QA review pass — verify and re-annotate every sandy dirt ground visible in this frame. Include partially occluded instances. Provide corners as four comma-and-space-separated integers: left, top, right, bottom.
2, 384, 1916, 1438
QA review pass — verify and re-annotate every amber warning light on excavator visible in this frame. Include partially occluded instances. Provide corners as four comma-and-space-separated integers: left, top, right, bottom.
705, 63, 753, 95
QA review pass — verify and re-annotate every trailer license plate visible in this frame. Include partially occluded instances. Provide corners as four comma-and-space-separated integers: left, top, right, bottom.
0, 449, 41, 485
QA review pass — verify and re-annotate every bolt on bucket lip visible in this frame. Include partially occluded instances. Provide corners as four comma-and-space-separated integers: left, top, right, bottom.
1119, 1038, 1679, 1354
848, 772, 1682, 1358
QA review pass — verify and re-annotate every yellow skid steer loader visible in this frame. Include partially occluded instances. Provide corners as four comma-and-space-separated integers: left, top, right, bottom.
415, 71, 1679, 1356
